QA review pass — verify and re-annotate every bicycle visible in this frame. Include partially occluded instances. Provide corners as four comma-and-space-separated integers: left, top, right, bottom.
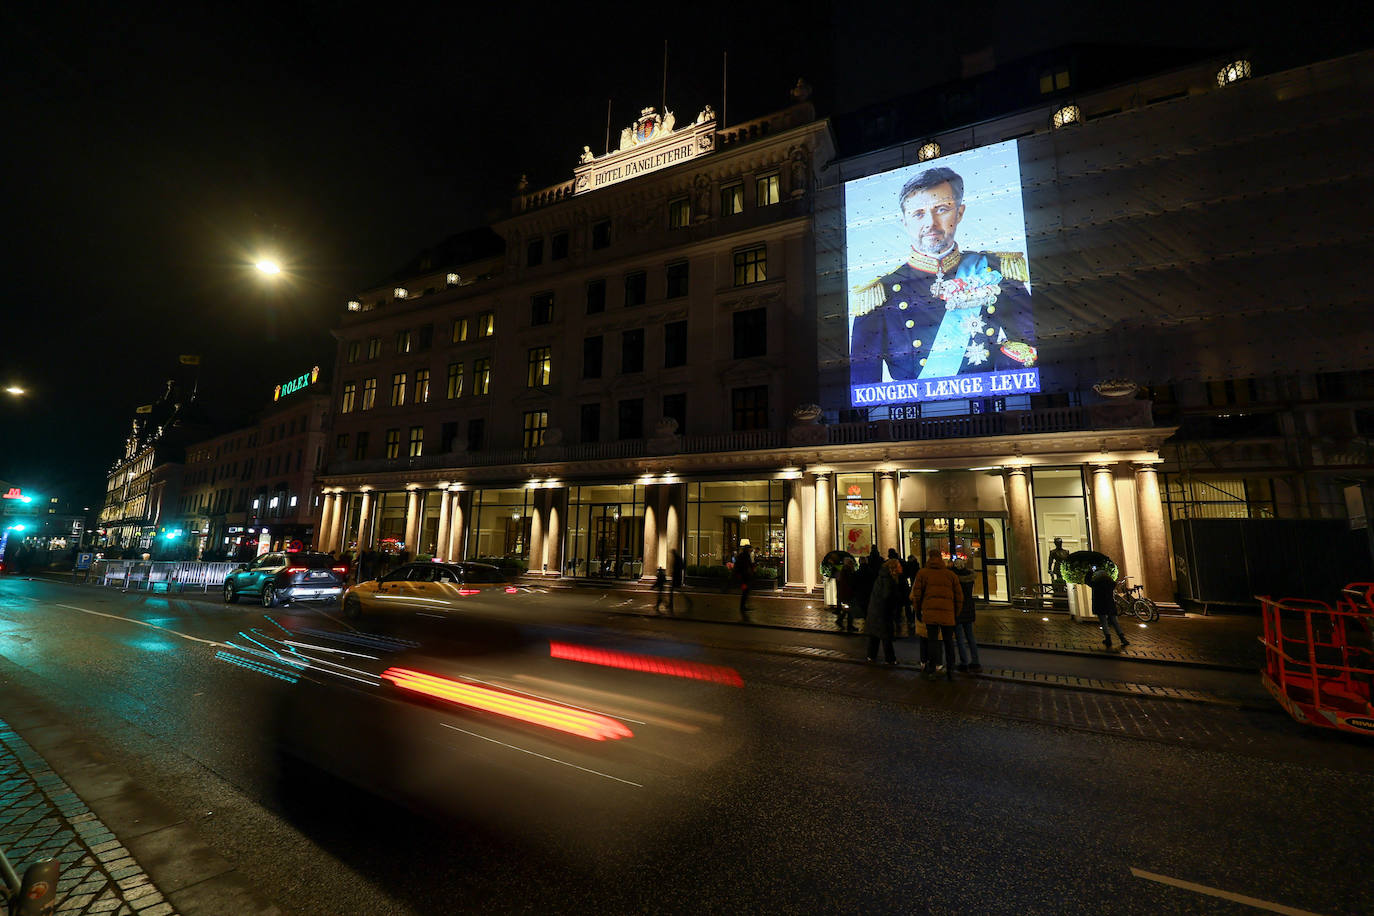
1113, 577, 1159, 622
1, 847, 57, 916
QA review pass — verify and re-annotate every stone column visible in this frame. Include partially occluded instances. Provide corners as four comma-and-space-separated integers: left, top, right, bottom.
784, 479, 804, 587
663, 483, 684, 569
877, 471, 899, 556
332, 493, 350, 554
1132, 463, 1175, 602
814, 472, 834, 566
317, 493, 336, 552
435, 487, 452, 560
403, 488, 422, 552
800, 475, 817, 593
529, 489, 547, 575
448, 491, 469, 560
357, 490, 375, 551
1004, 468, 1036, 592
641, 484, 659, 580
1090, 462, 1126, 567
545, 487, 566, 576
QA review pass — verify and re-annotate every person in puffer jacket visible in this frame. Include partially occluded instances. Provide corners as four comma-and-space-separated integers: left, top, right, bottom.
910, 548, 963, 680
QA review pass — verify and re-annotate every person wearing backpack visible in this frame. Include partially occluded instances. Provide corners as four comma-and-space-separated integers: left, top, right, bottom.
910, 548, 963, 680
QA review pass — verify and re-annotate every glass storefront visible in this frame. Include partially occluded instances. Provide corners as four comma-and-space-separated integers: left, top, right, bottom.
417, 490, 442, 559
686, 480, 784, 582
374, 491, 408, 555
565, 484, 643, 579
343, 493, 363, 552
1032, 468, 1089, 581
835, 473, 876, 558
468, 488, 533, 564
903, 515, 1008, 602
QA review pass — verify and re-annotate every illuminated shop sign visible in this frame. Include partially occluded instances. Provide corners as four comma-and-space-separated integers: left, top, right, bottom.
574, 106, 716, 194
274, 366, 320, 401
3, 487, 27, 500
843, 139, 1038, 407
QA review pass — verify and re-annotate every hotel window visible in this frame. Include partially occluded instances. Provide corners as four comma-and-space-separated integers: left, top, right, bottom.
527, 237, 544, 267
733, 244, 767, 286
335, 432, 348, 453
668, 196, 691, 229
592, 219, 612, 249
446, 362, 464, 399
390, 372, 408, 407
1039, 68, 1070, 94
721, 182, 744, 216
580, 403, 600, 443
527, 346, 552, 388
361, 377, 377, 410
340, 381, 356, 413
663, 392, 686, 435
731, 385, 768, 431
622, 329, 644, 374
522, 411, 548, 448
440, 421, 458, 452
395, 329, 412, 354
531, 292, 554, 326
408, 425, 424, 457
367, 337, 381, 359
756, 173, 780, 206
733, 308, 767, 358
467, 418, 485, 451
624, 270, 647, 307
618, 398, 644, 440
385, 428, 401, 459
417, 324, 433, 350
354, 432, 370, 460
586, 278, 606, 314
583, 335, 603, 379
664, 320, 687, 368
666, 260, 689, 299
473, 358, 491, 395
477, 311, 495, 337
346, 341, 360, 363
414, 368, 430, 403
452, 317, 469, 343
551, 231, 569, 260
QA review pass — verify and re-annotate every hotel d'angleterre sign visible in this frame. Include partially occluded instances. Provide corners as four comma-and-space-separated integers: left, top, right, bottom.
574, 105, 717, 194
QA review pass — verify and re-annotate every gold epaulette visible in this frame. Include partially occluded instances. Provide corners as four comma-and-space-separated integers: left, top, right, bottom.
850, 277, 887, 316
992, 251, 1028, 282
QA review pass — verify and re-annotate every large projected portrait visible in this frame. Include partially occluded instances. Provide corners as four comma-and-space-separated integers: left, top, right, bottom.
845, 140, 1038, 407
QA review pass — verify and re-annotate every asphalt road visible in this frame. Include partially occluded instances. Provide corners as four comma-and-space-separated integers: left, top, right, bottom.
0, 576, 1369, 915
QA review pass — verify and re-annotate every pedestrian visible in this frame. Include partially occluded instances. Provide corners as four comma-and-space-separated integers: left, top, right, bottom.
910, 547, 963, 680
653, 564, 668, 613
864, 558, 902, 664
852, 550, 878, 631
733, 539, 756, 620
1091, 568, 1130, 650
837, 555, 857, 632
668, 548, 690, 614
902, 554, 919, 635
951, 559, 981, 672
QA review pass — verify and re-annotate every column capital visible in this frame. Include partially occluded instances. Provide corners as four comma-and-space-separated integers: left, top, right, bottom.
1004, 465, 1029, 478
877, 469, 897, 480
1131, 461, 1163, 473
1089, 460, 1118, 472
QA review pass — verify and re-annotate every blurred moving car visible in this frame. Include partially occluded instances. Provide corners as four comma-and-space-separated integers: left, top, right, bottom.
343, 561, 513, 618
223, 551, 347, 607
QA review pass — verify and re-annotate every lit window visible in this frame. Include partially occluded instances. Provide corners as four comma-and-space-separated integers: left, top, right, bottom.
367, 337, 381, 359
347, 340, 360, 363
408, 426, 424, 458
252, 498, 260, 509
446, 362, 464, 399
1039, 68, 1070, 94
917, 142, 941, 161
1051, 104, 1081, 129
669, 197, 691, 229
394, 287, 409, 299
477, 311, 495, 337
347, 299, 361, 312
361, 378, 377, 410
522, 411, 548, 449
340, 382, 356, 414
414, 368, 430, 403
446, 272, 460, 286
756, 174, 780, 206
452, 317, 469, 343
473, 358, 491, 395
395, 330, 412, 354
527, 347, 552, 388
390, 372, 408, 407
721, 183, 744, 216
1216, 59, 1252, 86
385, 429, 400, 459
289, 495, 298, 507
531, 292, 554, 326
733, 245, 767, 286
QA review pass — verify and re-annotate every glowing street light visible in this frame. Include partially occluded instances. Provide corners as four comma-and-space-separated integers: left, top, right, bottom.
255, 259, 282, 275
4, 386, 24, 396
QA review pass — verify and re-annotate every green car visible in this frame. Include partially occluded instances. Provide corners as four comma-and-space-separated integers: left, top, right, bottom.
223, 552, 346, 607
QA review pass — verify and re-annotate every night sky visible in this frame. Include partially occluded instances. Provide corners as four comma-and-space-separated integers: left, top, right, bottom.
3, 1, 1367, 509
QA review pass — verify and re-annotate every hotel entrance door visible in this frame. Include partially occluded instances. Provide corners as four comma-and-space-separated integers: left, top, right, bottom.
902, 515, 1009, 603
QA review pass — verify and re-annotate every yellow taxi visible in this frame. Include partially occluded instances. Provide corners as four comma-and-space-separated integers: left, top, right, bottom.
342, 561, 514, 619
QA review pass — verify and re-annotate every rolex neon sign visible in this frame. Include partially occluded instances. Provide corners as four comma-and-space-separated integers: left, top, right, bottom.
274, 366, 320, 401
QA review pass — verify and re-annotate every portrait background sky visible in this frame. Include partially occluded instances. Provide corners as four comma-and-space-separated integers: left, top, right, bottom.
2, 1, 1368, 508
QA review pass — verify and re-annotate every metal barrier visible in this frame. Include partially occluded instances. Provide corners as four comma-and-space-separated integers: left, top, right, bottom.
93, 560, 238, 592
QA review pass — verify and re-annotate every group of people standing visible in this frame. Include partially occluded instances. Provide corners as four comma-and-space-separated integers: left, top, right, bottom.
835, 546, 982, 678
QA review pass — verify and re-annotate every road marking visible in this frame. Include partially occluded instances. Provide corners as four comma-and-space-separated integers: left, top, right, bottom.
440, 722, 643, 787
1130, 867, 1327, 915
54, 604, 224, 647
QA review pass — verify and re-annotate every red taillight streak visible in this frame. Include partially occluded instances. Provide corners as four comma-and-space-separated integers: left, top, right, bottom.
504, 586, 518, 593
285, 567, 307, 574
457, 588, 481, 596
332, 567, 347, 574
380, 666, 633, 741
549, 641, 744, 687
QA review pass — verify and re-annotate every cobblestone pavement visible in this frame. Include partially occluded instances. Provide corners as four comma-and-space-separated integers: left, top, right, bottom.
0, 721, 175, 916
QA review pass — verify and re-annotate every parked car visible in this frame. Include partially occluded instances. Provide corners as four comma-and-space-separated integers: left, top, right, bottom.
223, 552, 347, 607
343, 561, 512, 618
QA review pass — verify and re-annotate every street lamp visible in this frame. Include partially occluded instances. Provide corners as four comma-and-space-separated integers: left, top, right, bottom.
4, 386, 23, 396
255, 259, 282, 275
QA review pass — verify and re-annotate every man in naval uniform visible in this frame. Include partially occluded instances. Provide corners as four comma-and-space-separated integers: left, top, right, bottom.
849, 166, 1036, 387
